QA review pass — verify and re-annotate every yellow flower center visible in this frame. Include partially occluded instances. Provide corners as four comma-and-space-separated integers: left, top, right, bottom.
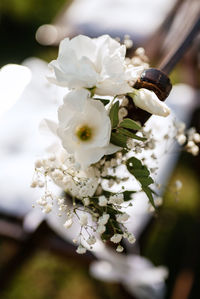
76, 125, 93, 141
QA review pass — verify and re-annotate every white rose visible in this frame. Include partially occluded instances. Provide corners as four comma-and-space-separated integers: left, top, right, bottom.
48, 34, 134, 96
57, 89, 119, 168
131, 88, 170, 117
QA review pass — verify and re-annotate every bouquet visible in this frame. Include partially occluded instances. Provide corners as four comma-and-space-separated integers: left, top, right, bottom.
31, 34, 200, 254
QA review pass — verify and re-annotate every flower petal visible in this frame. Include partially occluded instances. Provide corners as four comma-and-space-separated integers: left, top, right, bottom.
132, 88, 170, 117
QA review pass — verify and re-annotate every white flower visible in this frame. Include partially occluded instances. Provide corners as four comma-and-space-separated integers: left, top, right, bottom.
83, 198, 90, 206
110, 234, 123, 243
177, 134, 186, 145
109, 193, 124, 205
131, 88, 170, 117
30, 180, 37, 188
97, 225, 106, 235
35, 159, 43, 168
80, 214, 88, 226
63, 218, 73, 229
76, 244, 87, 254
98, 195, 107, 206
56, 89, 119, 168
116, 245, 124, 252
194, 133, 200, 143
127, 233, 136, 244
87, 236, 96, 245
43, 204, 52, 214
48, 35, 135, 96
98, 213, 110, 225
116, 213, 130, 223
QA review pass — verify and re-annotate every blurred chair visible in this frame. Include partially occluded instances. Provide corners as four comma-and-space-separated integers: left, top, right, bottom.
36, 0, 177, 47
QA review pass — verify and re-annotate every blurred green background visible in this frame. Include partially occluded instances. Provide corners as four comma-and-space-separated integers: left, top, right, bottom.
0, 0, 200, 298
0, 0, 69, 67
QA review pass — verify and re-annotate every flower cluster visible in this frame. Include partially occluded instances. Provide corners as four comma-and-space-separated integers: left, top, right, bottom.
175, 122, 200, 156
32, 34, 189, 254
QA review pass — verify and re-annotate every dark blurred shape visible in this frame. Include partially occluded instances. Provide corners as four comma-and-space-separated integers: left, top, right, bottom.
134, 68, 172, 101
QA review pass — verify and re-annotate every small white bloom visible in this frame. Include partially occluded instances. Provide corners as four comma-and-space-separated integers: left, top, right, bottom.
116, 245, 124, 252
194, 133, 200, 143
30, 180, 37, 188
48, 35, 135, 96
80, 214, 88, 226
109, 193, 124, 205
108, 179, 115, 188
63, 218, 73, 229
52, 169, 63, 180
98, 214, 110, 225
118, 107, 128, 122
190, 145, 199, 156
121, 97, 129, 106
35, 159, 43, 168
187, 141, 195, 148
187, 127, 196, 141
56, 89, 120, 168
87, 236, 96, 245
83, 197, 90, 206
49, 154, 56, 161
176, 121, 186, 133
57, 198, 65, 205
43, 204, 52, 214
110, 234, 123, 243
123, 232, 129, 238
97, 224, 106, 234
98, 195, 107, 206
116, 213, 130, 223
127, 233, 136, 244
110, 158, 117, 167
76, 244, 87, 254
38, 181, 44, 188
177, 134, 186, 145
132, 88, 170, 117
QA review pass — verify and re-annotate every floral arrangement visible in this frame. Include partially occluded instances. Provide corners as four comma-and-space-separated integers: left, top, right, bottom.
31, 35, 200, 254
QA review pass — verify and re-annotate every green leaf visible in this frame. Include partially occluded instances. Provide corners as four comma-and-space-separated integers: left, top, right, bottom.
126, 157, 155, 208
142, 186, 155, 208
110, 132, 128, 148
101, 190, 136, 202
109, 101, 119, 128
93, 98, 110, 106
123, 190, 136, 201
117, 128, 146, 141
132, 168, 150, 178
119, 118, 141, 131
139, 177, 154, 186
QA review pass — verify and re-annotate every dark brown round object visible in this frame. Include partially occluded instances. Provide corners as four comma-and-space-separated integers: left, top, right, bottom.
134, 68, 172, 101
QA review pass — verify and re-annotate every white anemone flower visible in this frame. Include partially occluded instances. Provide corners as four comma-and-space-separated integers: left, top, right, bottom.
56, 89, 119, 168
48, 34, 135, 96
131, 88, 170, 117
